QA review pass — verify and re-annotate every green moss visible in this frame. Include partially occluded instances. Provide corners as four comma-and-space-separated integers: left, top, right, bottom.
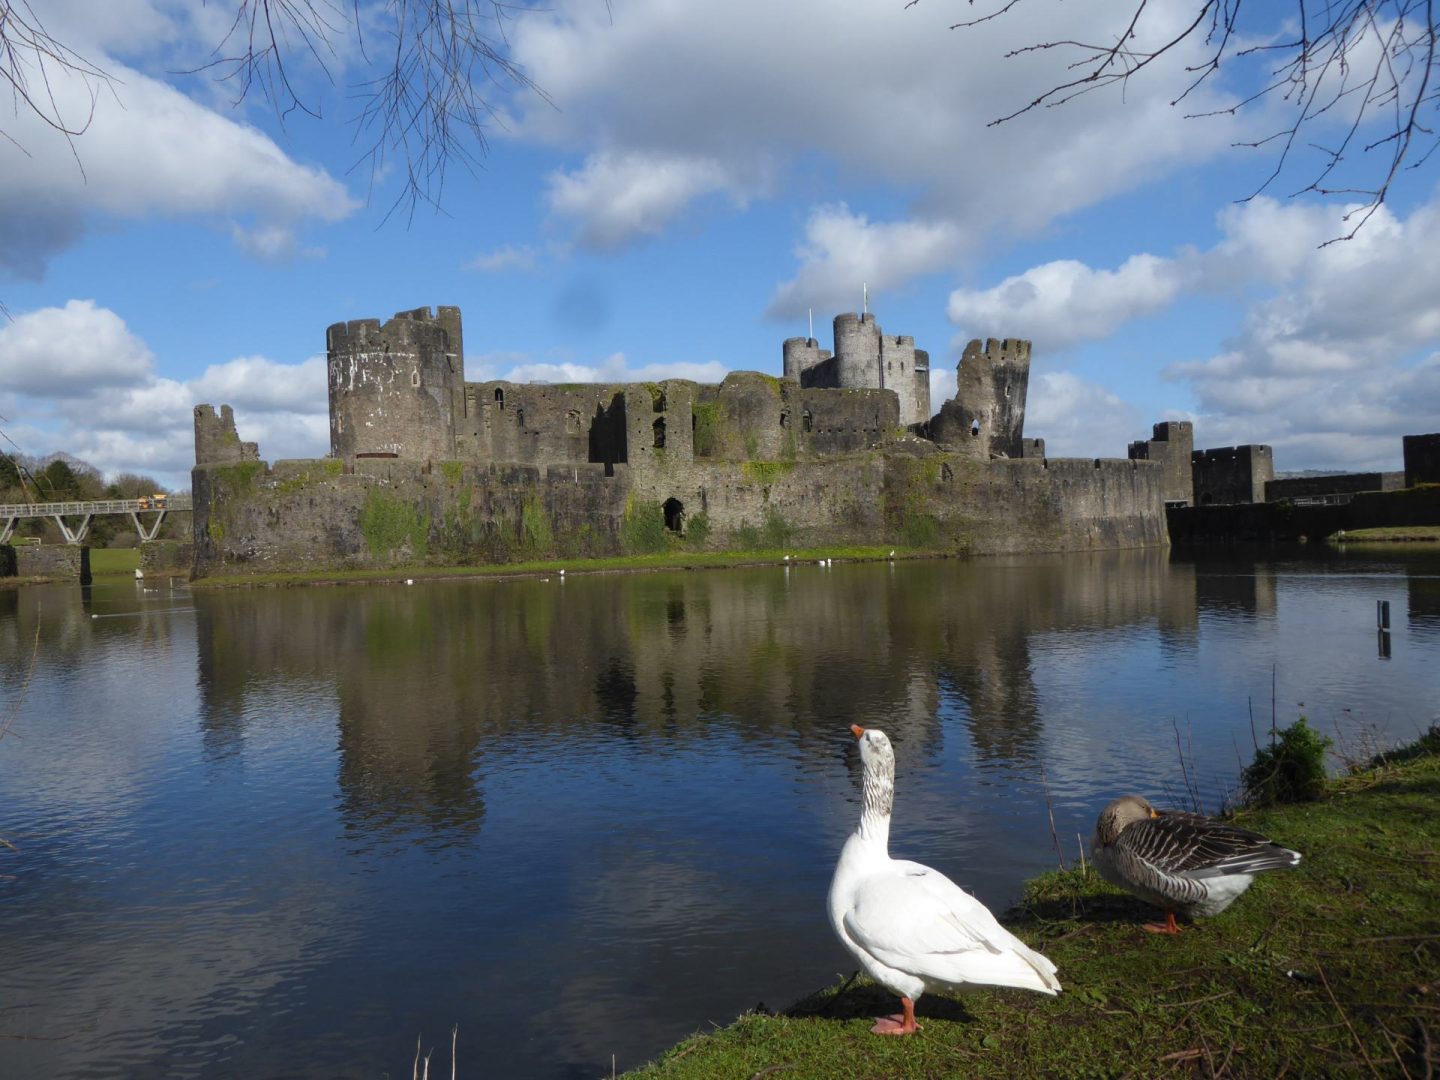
519, 496, 553, 557
685, 511, 711, 548
900, 510, 941, 548
215, 460, 264, 490
744, 434, 759, 460
759, 508, 793, 549
741, 460, 797, 488
207, 519, 226, 543
439, 460, 465, 485
322, 458, 344, 477
692, 402, 722, 457
621, 497, 668, 554
360, 489, 429, 560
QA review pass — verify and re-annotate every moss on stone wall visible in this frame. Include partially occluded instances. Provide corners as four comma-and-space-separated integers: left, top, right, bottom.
621, 497, 668, 554
520, 496, 554, 556
741, 460, 797, 488
692, 402, 722, 458
361, 489, 429, 560
215, 460, 265, 490
440, 460, 465, 485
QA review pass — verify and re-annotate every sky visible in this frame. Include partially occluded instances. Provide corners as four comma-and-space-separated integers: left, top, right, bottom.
1, 0, 1437, 491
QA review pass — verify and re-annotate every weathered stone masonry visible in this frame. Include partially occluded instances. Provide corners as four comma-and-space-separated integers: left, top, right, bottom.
191, 307, 1168, 577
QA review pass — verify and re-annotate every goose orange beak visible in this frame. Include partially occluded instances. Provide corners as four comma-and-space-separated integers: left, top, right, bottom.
850, 724, 866, 739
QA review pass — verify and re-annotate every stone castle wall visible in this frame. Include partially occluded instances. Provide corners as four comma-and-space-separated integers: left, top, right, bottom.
1404, 433, 1440, 487
189, 304, 1171, 578
1192, 445, 1275, 505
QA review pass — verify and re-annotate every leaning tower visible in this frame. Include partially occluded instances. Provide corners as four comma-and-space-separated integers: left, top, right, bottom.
326, 306, 464, 460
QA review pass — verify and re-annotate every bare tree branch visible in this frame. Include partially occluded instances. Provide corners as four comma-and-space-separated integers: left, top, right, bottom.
930, 0, 1440, 237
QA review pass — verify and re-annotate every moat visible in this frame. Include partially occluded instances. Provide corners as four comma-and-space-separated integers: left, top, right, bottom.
2, 548, 1438, 1078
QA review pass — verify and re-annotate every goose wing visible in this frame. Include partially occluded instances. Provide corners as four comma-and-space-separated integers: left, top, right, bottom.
844, 860, 1059, 992
1125, 812, 1301, 878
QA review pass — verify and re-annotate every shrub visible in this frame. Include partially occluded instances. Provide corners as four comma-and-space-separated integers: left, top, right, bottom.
1243, 715, 1333, 805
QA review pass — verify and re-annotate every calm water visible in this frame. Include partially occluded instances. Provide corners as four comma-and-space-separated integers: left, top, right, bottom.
1, 548, 1437, 1078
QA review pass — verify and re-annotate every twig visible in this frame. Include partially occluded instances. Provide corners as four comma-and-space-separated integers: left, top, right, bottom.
1039, 760, 1066, 870
1315, 958, 1383, 1078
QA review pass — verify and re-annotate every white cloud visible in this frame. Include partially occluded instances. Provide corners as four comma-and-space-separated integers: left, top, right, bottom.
767, 205, 964, 319
490, 352, 730, 386
545, 151, 748, 249
466, 244, 543, 272
1, 301, 328, 487
230, 223, 327, 263
0, 300, 154, 393
1025, 372, 1144, 459
0, 47, 356, 278
947, 254, 1192, 352
507, 0, 1248, 255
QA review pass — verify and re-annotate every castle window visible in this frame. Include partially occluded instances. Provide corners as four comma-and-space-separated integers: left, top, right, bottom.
803, 410, 813, 433
780, 410, 790, 429
517, 408, 525, 429
653, 417, 666, 449
411, 369, 421, 387
495, 388, 505, 409
971, 419, 981, 437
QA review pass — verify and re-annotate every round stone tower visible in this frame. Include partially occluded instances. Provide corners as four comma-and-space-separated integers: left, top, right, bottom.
327, 306, 463, 460
833, 313, 881, 390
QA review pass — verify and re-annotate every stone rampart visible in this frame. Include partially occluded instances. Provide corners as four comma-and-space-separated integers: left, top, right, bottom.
1265, 472, 1404, 502
9, 543, 90, 582
1128, 421, 1194, 505
1192, 444, 1274, 505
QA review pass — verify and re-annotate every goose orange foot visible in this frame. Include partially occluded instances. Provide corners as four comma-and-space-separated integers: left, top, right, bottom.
1142, 911, 1182, 935
870, 997, 921, 1035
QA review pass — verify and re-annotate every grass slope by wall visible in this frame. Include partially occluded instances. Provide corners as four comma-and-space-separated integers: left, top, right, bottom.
624, 736, 1440, 1079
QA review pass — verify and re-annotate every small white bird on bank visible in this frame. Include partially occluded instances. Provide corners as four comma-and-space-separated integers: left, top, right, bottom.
1092, 795, 1301, 934
828, 725, 1060, 1035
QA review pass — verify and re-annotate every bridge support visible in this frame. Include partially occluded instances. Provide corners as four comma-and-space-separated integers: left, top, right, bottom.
52, 514, 93, 544
129, 510, 168, 542
0, 517, 14, 544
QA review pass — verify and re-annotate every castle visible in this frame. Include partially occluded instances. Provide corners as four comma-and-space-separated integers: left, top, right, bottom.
191, 306, 1168, 577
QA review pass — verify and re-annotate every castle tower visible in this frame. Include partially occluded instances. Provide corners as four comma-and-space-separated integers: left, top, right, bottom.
1128, 421, 1194, 505
782, 337, 830, 382
194, 404, 259, 465
879, 334, 930, 427
833, 313, 882, 391
930, 338, 1031, 458
327, 306, 463, 460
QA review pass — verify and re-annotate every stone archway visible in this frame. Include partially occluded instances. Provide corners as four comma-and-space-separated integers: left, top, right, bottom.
663, 497, 685, 533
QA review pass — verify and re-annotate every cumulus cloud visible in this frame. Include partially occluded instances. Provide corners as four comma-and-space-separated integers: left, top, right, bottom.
0, 300, 154, 393
766, 205, 964, 319
947, 254, 1193, 352
1025, 372, 1144, 458
545, 151, 748, 249
507, 0, 1247, 259
474, 351, 729, 387
1, 301, 328, 487
0, 42, 355, 278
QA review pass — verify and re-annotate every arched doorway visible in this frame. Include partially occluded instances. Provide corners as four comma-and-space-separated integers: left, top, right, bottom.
663, 497, 685, 533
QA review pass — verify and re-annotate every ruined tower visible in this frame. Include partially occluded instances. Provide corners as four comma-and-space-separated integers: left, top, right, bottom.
1128, 421, 1195, 505
326, 307, 463, 460
930, 338, 1031, 458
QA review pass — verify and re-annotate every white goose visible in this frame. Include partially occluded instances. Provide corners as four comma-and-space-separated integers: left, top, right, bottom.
827, 725, 1060, 1035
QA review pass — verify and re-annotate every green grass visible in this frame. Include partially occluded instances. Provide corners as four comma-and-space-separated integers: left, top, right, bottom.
1332, 525, 1440, 543
89, 548, 141, 575
623, 741, 1440, 1079
191, 547, 919, 589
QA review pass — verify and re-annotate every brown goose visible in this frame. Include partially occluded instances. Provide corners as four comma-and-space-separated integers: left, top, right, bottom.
1091, 795, 1301, 934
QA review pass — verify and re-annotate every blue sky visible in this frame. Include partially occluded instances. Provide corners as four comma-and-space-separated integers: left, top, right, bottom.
2, 0, 1437, 490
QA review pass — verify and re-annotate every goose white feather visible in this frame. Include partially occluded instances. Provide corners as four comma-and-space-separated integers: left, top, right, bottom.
827, 725, 1059, 1034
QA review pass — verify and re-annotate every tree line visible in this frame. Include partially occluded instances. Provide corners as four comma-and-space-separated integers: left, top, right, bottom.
1, 453, 185, 546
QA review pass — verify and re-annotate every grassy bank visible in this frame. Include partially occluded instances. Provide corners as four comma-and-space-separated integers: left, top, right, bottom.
1333, 525, 1440, 543
189, 547, 913, 589
625, 736, 1440, 1078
